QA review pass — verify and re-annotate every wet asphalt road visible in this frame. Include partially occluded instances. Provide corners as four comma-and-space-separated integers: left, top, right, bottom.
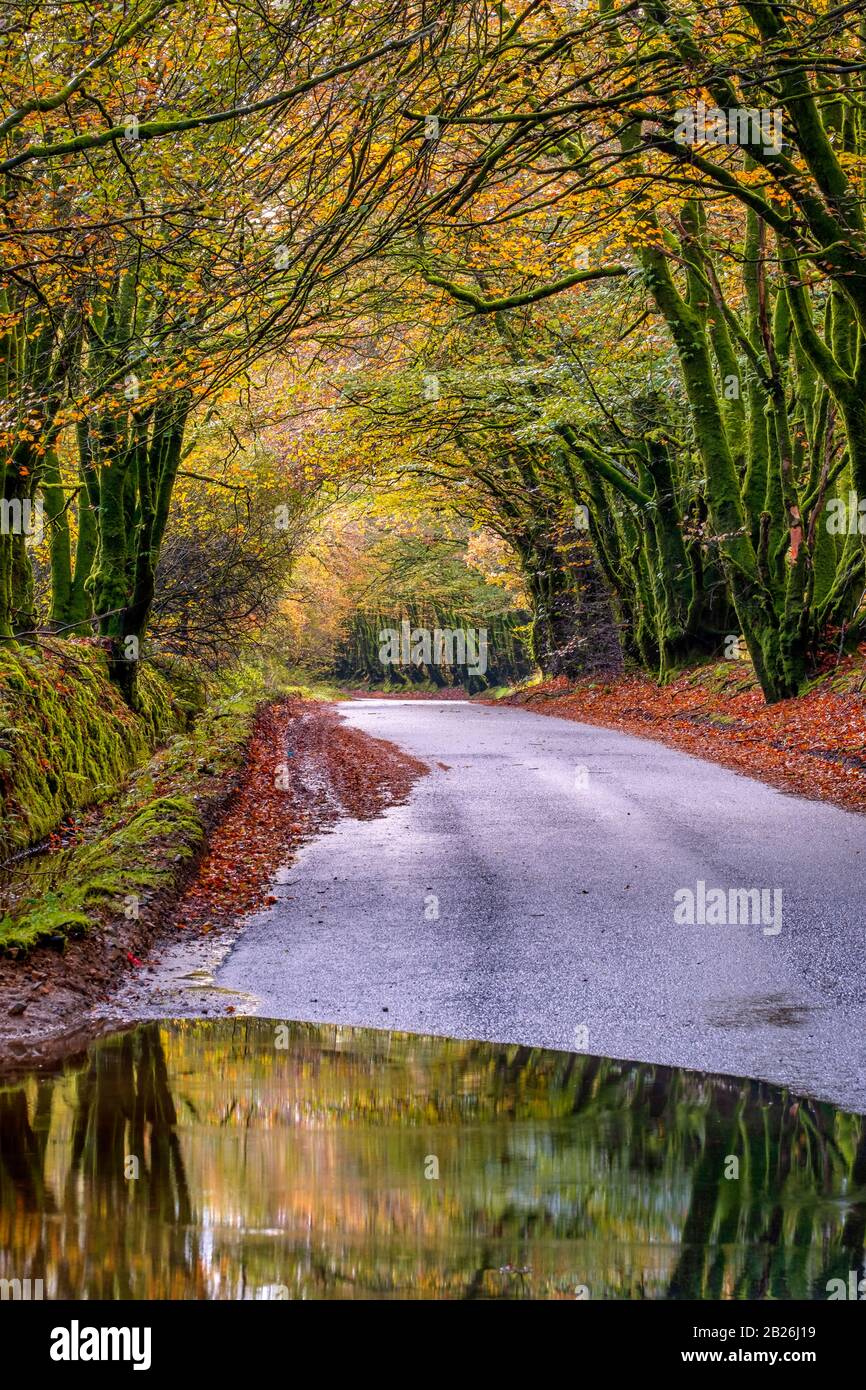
216, 700, 866, 1110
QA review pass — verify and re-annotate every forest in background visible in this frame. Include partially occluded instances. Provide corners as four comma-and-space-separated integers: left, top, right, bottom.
2, 0, 866, 705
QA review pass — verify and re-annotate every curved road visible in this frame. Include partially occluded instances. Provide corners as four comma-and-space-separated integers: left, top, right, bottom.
216, 700, 866, 1110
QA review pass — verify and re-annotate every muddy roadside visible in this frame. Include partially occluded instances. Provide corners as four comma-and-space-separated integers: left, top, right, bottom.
0, 698, 427, 1070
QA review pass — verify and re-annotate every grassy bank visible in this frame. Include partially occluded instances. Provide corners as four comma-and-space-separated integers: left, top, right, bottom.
0, 639, 192, 854
0, 645, 328, 953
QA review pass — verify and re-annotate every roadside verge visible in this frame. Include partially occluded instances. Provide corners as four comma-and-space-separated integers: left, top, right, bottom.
0, 690, 427, 1066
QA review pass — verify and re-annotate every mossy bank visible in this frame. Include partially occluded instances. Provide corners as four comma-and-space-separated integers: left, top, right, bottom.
0, 638, 193, 855
0, 645, 304, 1063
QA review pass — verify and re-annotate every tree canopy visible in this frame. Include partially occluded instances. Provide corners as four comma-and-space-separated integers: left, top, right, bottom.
3, 0, 866, 701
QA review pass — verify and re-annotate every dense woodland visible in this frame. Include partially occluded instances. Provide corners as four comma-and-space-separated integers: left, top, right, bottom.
3, 0, 866, 700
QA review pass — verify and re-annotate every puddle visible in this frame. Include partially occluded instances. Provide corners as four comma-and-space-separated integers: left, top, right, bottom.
0, 1019, 863, 1300
180, 981, 257, 999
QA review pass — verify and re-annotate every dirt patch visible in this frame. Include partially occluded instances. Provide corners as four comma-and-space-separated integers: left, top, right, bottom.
495, 666, 866, 815
0, 699, 427, 1069
174, 701, 427, 934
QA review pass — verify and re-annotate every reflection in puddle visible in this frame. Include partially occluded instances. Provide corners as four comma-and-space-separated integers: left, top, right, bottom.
0, 1019, 863, 1300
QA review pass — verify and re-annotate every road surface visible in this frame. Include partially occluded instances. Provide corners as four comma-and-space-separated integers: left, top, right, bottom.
174, 701, 866, 1109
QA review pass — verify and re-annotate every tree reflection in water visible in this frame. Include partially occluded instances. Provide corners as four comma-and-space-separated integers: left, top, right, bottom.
0, 1026, 201, 1299
0, 1020, 863, 1300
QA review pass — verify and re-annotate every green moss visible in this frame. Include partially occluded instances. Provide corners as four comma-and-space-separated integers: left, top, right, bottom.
0, 649, 315, 953
0, 898, 92, 950
0, 639, 186, 853
0, 794, 208, 951
109, 794, 203, 850
0, 685, 269, 952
